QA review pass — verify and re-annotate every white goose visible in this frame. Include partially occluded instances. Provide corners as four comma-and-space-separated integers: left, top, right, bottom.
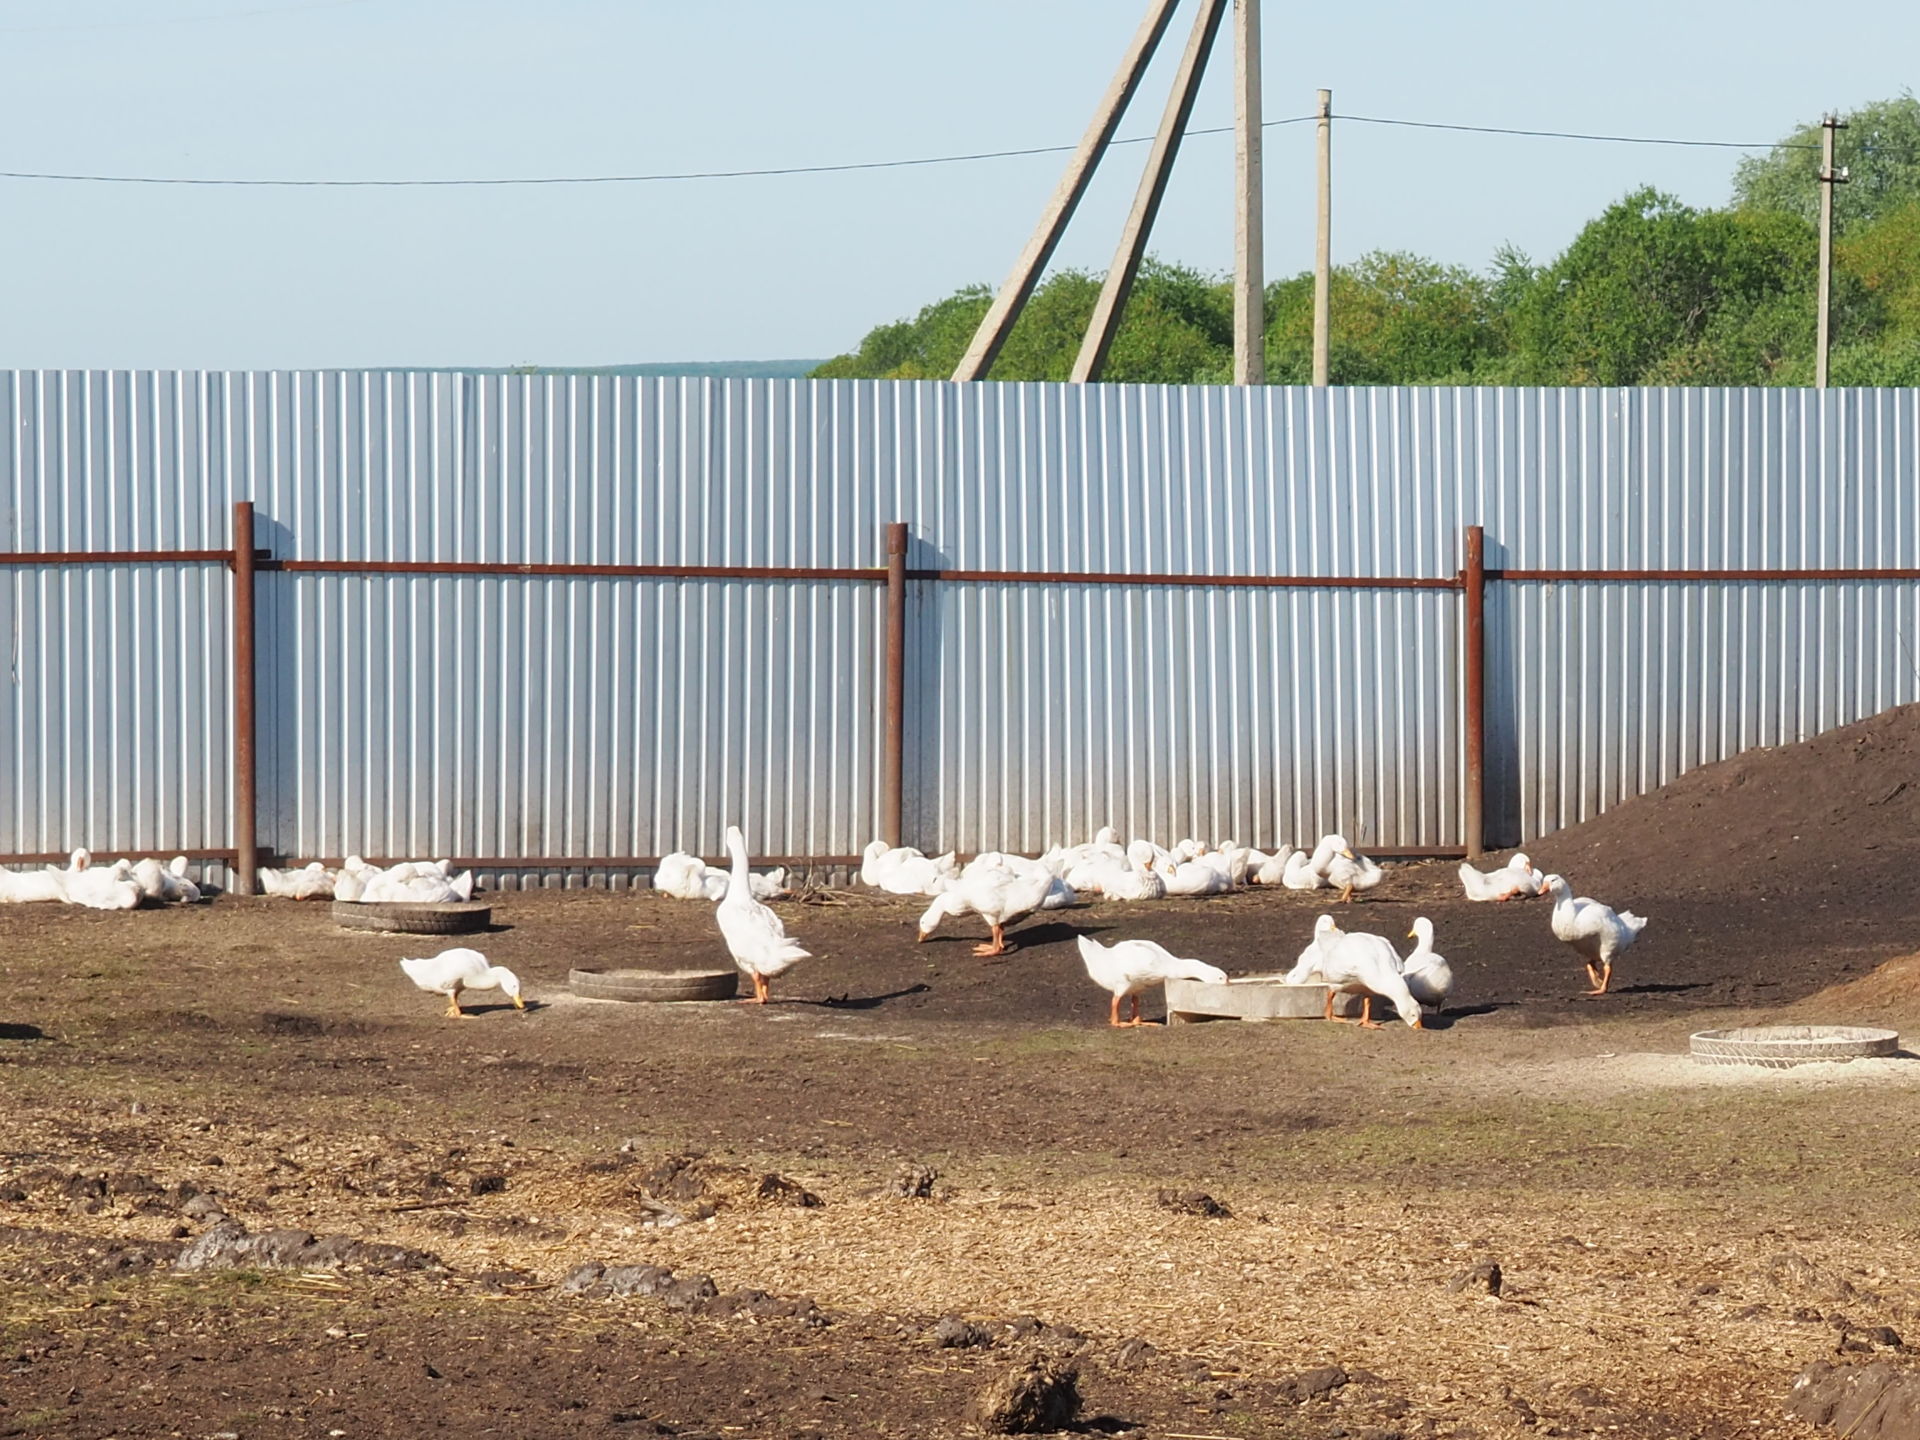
1155, 855, 1230, 897
0, 866, 65, 903
1283, 913, 1345, 983
915, 852, 1054, 957
1543, 874, 1647, 996
1251, 844, 1297, 886
1281, 848, 1329, 891
716, 825, 809, 1003
258, 861, 337, 899
399, 946, 524, 1019
1312, 834, 1384, 903
57, 850, 143, 911
130, 856, 201, 905
1076, 935, 1227, 1028
1401, 916, 1454, 1013
1315, 930, 1424, 1029
860, 840, 959, 896
1458, 852, 1545, 902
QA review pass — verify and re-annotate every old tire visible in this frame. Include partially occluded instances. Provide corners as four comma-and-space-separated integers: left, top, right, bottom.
1690, 1025, 1900, 1068
331, 900, 493, 935
569, 967, 739, 1003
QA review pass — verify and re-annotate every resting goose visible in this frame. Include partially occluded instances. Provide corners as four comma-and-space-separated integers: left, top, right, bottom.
860, 840, 959, 896
399, 946, 524, 1019
1076, 935, 1227, 1027
1458, 852, 1544, 902
716, 825, 809, 1003
1543, 874, 1647, 996
258, 861, 337, 899
1251, 844, 1297, 886
1281, 848, 1329, 891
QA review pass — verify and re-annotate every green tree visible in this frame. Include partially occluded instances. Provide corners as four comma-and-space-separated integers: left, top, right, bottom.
1732, 94, 1920, 234
1502, 189, 1816, 384
1264, 251, 1503, 384
811, 260, 1234, 383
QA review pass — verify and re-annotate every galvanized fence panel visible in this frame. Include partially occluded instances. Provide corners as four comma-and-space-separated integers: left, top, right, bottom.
5, 372, 1920, 876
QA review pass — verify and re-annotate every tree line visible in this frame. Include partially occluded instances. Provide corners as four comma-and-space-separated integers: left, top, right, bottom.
811, 97, 1920, 387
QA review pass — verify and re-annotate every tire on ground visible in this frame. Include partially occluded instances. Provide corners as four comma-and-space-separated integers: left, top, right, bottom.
1689, 1025, 1899, 1068
569, 967, 739, 1002
331, 900, 494, 935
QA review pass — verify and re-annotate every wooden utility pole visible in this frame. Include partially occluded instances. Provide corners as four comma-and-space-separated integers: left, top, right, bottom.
951, 0, 1184, 381
1072, 0, 1230, 382
1816, 111, 1849, 390
1312, 88, 1333, 386
1231, 0, 1264, 385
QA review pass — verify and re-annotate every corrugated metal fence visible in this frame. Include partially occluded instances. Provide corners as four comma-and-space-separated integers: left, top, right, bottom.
4, 373, 1917, 886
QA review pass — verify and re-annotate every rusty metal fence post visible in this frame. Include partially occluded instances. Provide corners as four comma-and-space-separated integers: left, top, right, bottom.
230, 501, 259, 895
1462, 524, 1486, 860
881, 522, 910, 848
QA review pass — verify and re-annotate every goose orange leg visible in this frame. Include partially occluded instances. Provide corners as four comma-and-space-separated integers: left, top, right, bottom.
1325, 990, 1353, 1024
972, 923, 1010, 958
739, 972, 771, 1005
1355, 996, 1384, 1030
1128, 995, 1147, 1028
1584, 961, 1612, 997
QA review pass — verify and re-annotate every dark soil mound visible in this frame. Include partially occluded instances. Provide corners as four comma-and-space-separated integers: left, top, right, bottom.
1511, 702, 1920, 995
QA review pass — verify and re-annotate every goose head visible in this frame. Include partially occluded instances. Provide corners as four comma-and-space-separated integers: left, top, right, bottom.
1407, 916, 1434, 947
1511, 852, 1534, 872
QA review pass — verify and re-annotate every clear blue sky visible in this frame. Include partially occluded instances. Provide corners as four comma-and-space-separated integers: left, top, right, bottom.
0, 0, 1914, 370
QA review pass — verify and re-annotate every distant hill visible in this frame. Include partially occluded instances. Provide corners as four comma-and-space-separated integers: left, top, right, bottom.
376, 360, 825, 380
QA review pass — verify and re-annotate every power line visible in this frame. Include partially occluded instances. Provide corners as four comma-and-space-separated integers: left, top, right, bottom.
1341, 112, 1821, 152
0, 116, 1318, 188
0, 0, 372, 34
0, 109, 1839, 189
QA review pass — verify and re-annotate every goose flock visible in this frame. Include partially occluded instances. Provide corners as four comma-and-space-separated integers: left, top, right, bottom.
586, 826, 1642, 1026
258, 856, 475, 904
0, 849, 202, 910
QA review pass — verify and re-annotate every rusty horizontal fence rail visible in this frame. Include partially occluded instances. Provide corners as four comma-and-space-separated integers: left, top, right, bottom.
1491, 567, 1920, 583
0, 848, 240, 865
272, 854, 867, 870
908, 567, 1462, 589
0, 548, 235, 565
266, 558, 889, 582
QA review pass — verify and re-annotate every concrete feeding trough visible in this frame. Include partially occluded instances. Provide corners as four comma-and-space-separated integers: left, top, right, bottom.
1164, 973, 1333, 1025
1690, 1024, 1902, 1068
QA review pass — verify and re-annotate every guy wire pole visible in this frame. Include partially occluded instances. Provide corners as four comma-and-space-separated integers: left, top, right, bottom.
1816, 111, 1849, 391
1072, 0, 1231, 382
1313, 88, 1333, 387
1231, 0, 1265, 385
951, 0, 1184, 381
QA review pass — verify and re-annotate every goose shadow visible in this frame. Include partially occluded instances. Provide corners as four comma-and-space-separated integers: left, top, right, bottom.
0, 1022, 45, 1041
1610, 981, 1707, 996
812, 983, 933, 1011
1418, 1002, 1512, 1031
463, 999, 549, 1017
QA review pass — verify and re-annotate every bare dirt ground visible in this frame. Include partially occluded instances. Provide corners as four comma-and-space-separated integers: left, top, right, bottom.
5, 846, 1920, 1440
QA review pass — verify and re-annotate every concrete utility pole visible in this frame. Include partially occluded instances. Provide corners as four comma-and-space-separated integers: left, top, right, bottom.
1816, 111, 1849, 391
1231, 0, 1265, 385
951, 0, 1184, 382
1312, 88, 1333, 387
1072, 0, 1231, 382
